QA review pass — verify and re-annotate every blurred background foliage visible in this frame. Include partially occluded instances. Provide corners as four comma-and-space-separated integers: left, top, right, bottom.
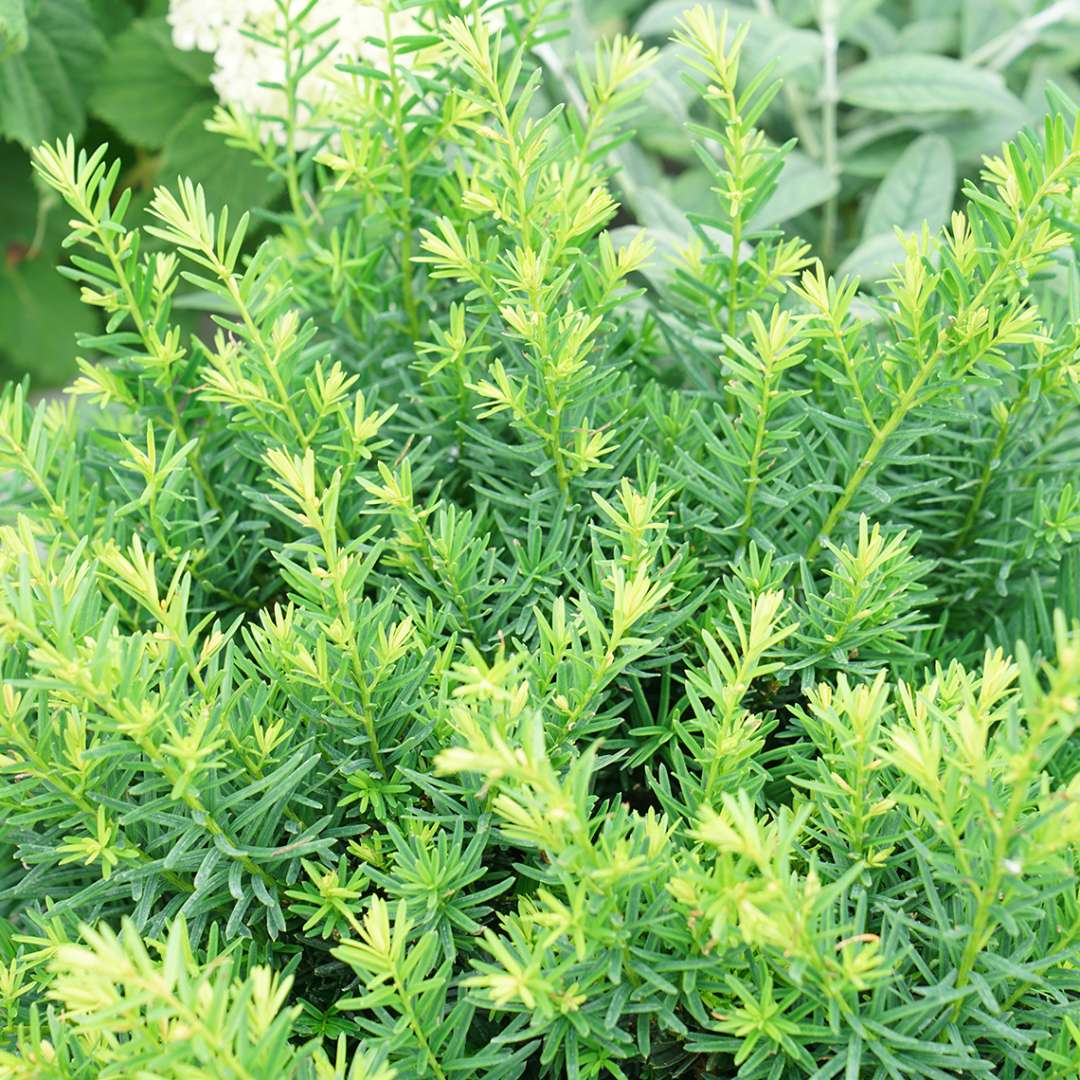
1, 0, 1079, 384
570, 0, 1080, 283
0, 0, 274, 386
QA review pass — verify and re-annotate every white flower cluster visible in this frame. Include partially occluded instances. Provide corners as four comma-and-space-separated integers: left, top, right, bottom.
168, 0, 420, 145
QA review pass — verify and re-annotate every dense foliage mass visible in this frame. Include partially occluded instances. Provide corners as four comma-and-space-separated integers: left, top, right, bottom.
4, 0, 1080, 384
1, 2, 1079, 1077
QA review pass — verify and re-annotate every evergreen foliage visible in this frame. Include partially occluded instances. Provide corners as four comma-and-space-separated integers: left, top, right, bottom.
0, 3, 1079, 1076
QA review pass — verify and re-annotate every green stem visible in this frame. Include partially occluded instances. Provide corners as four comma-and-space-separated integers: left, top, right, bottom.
4, 722, 193, 895
826, 312, 878, 435
393, 970, 449, 1080
221, 273, 307, 442
384, 7, 420, 341
819, 0, 840, 263
953, 407, 1013, 553
807, 152, 1075, 558
738, 363, 776, 546
951, 689, 1066, 1014
727, 215, 743, 338
24, 623, 284, 894
806, 367, 926, 561
952, 778, 1027, 1012
69, 188, 224, 516
281, 6, 308, 231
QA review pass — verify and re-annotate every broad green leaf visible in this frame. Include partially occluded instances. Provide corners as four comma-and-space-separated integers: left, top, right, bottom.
628, 186, 692, 236
837, 230, 908, 282
87, 0, 139, 35
752, 150, 839, 228
611, 186, 694, 289
932, 101, 1031, 162
636, 51, 699, 161
0, 0, 27, 60
581, 0, 642, 21
668, 166, 714, 216
896, 16, 959, 53
0, 0, 105, 146
863, 134, 955, 238
0, 138, 36, 245
914, 0, 962, 16
639, 46, 695, 127
839, 53, 1022, 114
841, 12, 898, 57
611, 143, 665, 212
844, 133, 956, 280
0, 257, 95, 384
840, 128, 913, 178
837, 0, 884, 35
609, 222, 683, 290
158, 102, 277, 214
841, 109, 1030, 181
90, 18, 212, 149
960, 0, 1014, 57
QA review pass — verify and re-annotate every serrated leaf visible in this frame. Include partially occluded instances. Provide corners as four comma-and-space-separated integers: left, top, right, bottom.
863, 133, 955, 238
840, 53, 1022, 114
0, 0, 106, 146
90, 18, 212, 149
157, 102, 278, 214
0, 0, 27, 60
87, 0, 139, 36
0, 138, 36, 246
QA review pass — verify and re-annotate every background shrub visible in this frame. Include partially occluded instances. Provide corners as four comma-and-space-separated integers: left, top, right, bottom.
576, 0, 1080, 279
0, 0, 271, 385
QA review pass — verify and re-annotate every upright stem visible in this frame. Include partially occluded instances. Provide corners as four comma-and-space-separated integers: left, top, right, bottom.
384, 7, 420, 341
393, 970, 450, 1080
807, 153, 1074, 559
755, 0, 821, 156
219, 270, 306, 442
4, 719, 193, 895
280, 5, 308, 231
952, 771, 1029, 1013
91, 215, 222, 513
323, 544, 385, 775
819, 0, 840, 263
966, 0, 1080, 70
738, 364, 776, 546
727, 216, 743, 338
805, 365, 927, 561
953, 408, 1013, 552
